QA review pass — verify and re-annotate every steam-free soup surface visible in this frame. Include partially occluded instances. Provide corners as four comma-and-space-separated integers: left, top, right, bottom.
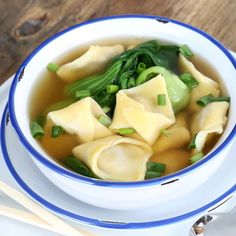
29, 39, 229, 181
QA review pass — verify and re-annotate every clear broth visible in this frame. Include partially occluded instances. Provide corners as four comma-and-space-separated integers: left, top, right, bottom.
29, 39, 225, 173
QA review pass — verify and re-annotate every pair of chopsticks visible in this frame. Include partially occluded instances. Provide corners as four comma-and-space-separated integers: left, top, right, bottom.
0, 180, 95, 236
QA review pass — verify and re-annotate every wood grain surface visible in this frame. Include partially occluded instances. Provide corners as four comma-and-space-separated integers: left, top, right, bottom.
0, 0, 235, 83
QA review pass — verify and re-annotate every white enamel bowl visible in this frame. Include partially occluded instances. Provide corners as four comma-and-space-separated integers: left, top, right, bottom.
8, 15, 236, 210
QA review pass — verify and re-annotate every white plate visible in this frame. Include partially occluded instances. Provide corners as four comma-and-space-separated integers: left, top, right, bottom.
0, 52, 236, 236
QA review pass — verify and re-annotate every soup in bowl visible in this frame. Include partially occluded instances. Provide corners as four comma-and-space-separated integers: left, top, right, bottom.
9, 15, 236, 210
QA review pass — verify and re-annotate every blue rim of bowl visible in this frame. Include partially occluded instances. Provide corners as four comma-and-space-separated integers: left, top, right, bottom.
2, 104, 236, 229
8, 15, 236, 187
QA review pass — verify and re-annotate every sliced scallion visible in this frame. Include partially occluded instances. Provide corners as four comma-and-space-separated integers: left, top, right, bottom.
180, 73, 199, 89
160, 128, 171, 137
118, 128, 136, 135
190, 152, 204, 164
35, 114, 46, 127
188, 134, 197, 149
145, 171, 161, 179
102, 106, 111, 113
157, 94, 166, 106
197, 94, 231, 107
74, 90, 91, 100
47, 63, 60, 72
136, 62, 146, 74
179, 45, 193, 58
97, 115, 112, 127
51, 125, 64, 138
30, 121, 44, 139
106, 85, 120, 94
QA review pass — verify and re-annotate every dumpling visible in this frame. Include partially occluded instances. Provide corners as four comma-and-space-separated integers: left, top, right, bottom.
178, 54, 220, 113
47, 97, 112, 143
72, 135, 153, 181
152, 112, 191, 154
109, 74, 175, 144
57, 44, 124, 82
191, 101, 229, 152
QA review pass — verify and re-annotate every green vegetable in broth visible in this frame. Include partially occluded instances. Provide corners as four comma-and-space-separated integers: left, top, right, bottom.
136, 66, 190, 113
180, 73, 199, 89
179, 45, 193, 58
66, 40, 180, 110
63, 156, 99, 178
136, 62, 146, 74
147, 161, 166, 173
197, 94, 231, 107
190, 152, 204, 164
30, 121, 44, 139
51, 125, 64, 138
145, 171, 161, 179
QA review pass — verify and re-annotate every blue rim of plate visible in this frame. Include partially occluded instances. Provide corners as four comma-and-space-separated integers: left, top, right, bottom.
1, 104, 236, 229
8, 15, 236, 187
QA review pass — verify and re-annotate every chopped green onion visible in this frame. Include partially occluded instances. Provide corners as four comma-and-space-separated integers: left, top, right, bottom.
197, 94, 231, 107
97, 115, 112, 127
145, 171, 161, 179
179, 45, 193, 58
63, 156, 99, 178
180, 73, 199, 89
51, 126, 64, 138
190, 152, 204, 164
102, 106, 111, 113
30, 121, 44, 139
118, 128, 136, 135
47, 63, 60, 72
160, 128, 171, 137
127, 77, 136, 88
106, 85, 120, 94
136, 62, 146, 74
188, 134, 197, 149
74, 90, 91, 100
147, 161, 166, 173
157, 94, 166, 105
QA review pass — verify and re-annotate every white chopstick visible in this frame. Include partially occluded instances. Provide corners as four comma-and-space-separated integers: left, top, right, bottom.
0, 180, 96, 236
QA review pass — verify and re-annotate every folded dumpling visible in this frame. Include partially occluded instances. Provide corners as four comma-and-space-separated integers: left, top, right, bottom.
152, 112, 191, 154
178, 54, 220, 113
47, 97, 112, 143
72, 135, 153, 181
57, 44, 124, 82
191, 101, 229, 152
109, 74, 175, 144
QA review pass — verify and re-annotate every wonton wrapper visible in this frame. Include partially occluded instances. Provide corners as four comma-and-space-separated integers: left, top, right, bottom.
152, 112, 191, 154
57, 44, 124, 82
179, 54, 220, 113
72, 135, 153, 181
191, 101, 229, 152
47, 97, 112, 143
110, 74, 175, 144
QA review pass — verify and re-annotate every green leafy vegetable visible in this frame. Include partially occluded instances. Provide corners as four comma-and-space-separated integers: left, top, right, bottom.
179, 45, 193, 58
147, 161, 166, 173
44, 98, 76, 114
74, 90, 91, 100
136, 66, 190, 113
63, 156, 99, 178
66, 40, 180, 110
197, 94, 231, 107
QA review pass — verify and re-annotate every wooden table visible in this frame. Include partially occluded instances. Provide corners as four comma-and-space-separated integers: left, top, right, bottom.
0, 0, 235, 84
